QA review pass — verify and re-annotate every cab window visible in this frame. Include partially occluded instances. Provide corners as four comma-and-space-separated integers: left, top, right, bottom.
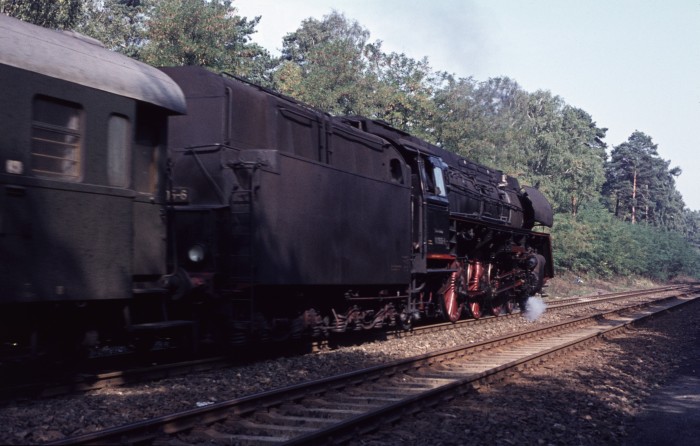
426, 157, 447, 197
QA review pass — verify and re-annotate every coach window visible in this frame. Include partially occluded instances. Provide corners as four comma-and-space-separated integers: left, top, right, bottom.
133, 104, 162, 195
31, 96, 83, 181
107, 114, 130, 187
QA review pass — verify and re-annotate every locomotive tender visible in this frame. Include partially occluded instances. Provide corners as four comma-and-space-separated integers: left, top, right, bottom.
0, 14, 552, 359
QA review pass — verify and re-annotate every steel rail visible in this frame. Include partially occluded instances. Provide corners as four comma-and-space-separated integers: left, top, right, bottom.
47, 286, 699, 445
4, 285, 689, 401
380, 283, 692, 340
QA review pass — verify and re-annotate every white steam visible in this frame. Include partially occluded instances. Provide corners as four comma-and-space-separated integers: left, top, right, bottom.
522, 296, 547, 322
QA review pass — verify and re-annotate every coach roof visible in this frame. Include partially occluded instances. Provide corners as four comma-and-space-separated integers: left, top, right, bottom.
0, 13, 186, 114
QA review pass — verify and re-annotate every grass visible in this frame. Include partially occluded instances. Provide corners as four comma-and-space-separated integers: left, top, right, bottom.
543, 271, 661, 300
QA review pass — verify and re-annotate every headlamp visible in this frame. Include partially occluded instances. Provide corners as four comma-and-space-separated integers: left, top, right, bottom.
188, 244, 206, 263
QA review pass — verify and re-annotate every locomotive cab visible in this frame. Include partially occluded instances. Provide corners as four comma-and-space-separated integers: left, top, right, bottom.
413, 154, 453, 270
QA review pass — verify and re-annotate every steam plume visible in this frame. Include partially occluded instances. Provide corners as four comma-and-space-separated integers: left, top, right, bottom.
523, 296, 547, 322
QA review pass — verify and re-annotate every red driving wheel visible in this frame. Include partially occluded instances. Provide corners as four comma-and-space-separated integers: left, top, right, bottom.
469, 300, 481, 319
440, 270, 462, 323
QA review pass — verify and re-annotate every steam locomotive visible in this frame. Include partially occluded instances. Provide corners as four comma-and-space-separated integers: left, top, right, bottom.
161, 66, 553, 341
0, 14, 552, 360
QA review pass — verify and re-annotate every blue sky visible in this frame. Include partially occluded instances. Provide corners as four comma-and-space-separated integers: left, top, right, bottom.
235, 0, 700, 211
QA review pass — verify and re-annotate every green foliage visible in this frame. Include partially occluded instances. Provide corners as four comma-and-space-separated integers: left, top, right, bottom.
431, 76, 528, 168
541, 105, 607, 216
277, 12, 372, 115
430, 77, 607, 217
275, 11, 439, 132
603, 131, 685, 230
553, 203, 700, 280
80, 0, 274, 82
140, 0, 268, 75
10, 3, 698, 280
79, 0, 149, 59
276, 11, 370, 114
683, 210, 700, 247
365, 50, 439, 140
1, 0, 82, 29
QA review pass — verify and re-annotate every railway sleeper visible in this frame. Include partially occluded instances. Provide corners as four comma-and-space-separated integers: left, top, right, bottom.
190, 427, 288, 444
258, 411, 342, 427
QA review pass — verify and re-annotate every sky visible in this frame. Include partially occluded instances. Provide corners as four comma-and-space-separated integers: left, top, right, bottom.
234, 0, 700, 211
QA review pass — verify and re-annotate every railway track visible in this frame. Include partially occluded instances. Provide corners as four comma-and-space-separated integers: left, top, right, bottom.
379, 283, 690, 340
48, 285, 699, 445
0, 356, 233, 400
2, 284, 689, 401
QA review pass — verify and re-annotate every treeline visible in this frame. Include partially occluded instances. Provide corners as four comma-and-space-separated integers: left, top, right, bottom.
5, 0, 699, 279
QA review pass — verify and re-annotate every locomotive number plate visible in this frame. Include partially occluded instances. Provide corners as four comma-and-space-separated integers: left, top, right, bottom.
167, 187, 190, 203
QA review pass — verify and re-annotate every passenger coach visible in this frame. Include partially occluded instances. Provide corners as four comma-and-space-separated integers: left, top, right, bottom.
0, 14, 186, 358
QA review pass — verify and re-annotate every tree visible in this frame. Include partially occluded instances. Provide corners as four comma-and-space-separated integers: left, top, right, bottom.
604, 131, 684, 229
547, 106, 607, 216
275, 11, 438, 126
139, 0, 271, 79
366, 50, 438, 138
281, 10, 368, 67
430, 79, 606, 216
430, 75, 479, 156
605, 132, 651, 223
430, 75, 529, 168
79, 0, 149, 59
1, 0, 82, 29
552, 201, 700, 280
683, 210, 700, 248
276, 11, 374, 115
41, 0, 277, 83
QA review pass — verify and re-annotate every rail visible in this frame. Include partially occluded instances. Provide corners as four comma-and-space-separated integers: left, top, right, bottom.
48, 285, 699, 445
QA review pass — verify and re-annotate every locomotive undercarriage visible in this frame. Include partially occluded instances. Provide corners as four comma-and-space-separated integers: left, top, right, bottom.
0, 231, 547, 362
190, 284, 413, 346
175, 219, 550, 347
189, 251, 547, 347
425, 218, 549, 324
432, 255, 544, 322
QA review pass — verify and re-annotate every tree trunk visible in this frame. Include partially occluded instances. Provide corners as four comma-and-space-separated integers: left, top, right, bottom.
631, 168, 637, 224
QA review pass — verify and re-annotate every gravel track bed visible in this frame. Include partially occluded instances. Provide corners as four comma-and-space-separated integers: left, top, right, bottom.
0, 293, 693, 444
352, 297, 700, 446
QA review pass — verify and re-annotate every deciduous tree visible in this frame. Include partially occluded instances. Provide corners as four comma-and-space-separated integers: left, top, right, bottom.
79, 0, 149, 59
1, 0, 82, 29
139, 0, 271, 80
